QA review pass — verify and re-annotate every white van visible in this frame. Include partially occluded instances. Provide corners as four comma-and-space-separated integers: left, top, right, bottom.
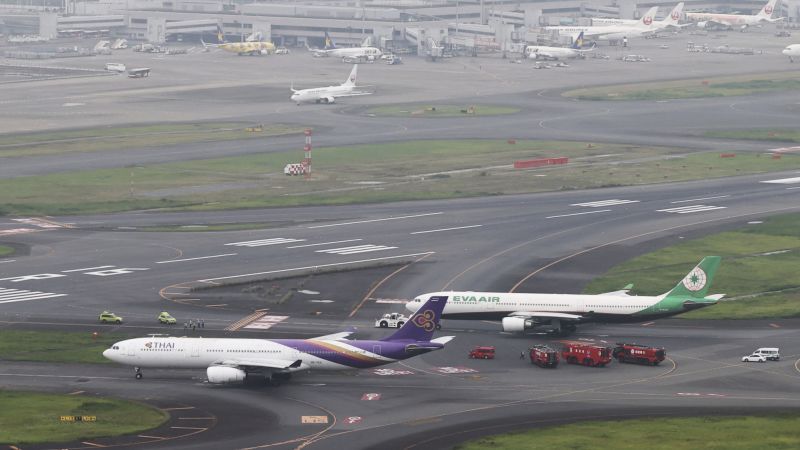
105, 63, 126, 73
752, 347, 780, 361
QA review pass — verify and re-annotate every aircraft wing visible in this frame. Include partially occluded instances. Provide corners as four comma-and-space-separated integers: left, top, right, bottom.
217, 358, 304, 370
508, 311, 582, 322
602, 283, 633, 296
335, 91, 373, 98
314, 330, 354, 340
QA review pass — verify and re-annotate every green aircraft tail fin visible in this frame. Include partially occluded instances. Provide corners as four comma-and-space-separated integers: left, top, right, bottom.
663, 256, 721, 299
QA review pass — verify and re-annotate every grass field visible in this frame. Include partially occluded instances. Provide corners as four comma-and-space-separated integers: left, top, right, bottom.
564, 72, 800, 101
0, 123, 304, 158
705, 129, 800, 143
0, 330, 128, 364
1, 139, 797, 216
584, 213, 800, 319
454, 415, 800, 450
0, 390, 168, 445
365, 104, 520, 117
0, 245, 13, 257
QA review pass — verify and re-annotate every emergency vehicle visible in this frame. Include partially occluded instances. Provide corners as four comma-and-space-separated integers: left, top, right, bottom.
529, 345, 559, 368
612, 343, 666, 365
469, 346, 496, 359
561, 343, 611, 367
374, 312, 409, 328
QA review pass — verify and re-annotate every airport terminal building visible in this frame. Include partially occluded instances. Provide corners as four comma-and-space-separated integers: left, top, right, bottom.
1, 0, 796, 53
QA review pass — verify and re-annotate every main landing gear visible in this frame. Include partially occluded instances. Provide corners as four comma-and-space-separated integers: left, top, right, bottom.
135, 367, 143, 379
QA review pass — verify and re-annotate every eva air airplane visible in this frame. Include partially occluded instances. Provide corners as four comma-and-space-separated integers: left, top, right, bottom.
406, 257, 722, 336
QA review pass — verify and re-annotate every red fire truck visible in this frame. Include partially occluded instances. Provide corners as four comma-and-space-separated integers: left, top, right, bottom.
529, 345, 559, 368
612, 343, 666, 365
561, 343, 612, 367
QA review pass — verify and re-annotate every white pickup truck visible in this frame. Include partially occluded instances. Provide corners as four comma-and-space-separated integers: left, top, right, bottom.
375, 312, 409, 328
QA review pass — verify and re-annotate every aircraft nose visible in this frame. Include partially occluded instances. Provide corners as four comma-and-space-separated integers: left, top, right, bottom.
102, 348, 111, 359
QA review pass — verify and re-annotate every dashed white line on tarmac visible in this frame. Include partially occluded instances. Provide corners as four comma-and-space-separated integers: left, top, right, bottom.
306, 212, 442, 229
286, 239, 363, 248
546, 210, 611, 219
156, 253, 237, 264
410, 225, 483, 234
62, 265, 115, 272
0, 260, 15, 264
670, 195, 730, 204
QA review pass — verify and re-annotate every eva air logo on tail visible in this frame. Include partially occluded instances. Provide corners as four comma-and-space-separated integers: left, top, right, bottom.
682, 267, 707, 291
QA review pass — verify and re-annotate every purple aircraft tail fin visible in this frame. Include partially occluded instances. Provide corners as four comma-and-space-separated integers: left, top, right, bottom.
381, 296, 447, 342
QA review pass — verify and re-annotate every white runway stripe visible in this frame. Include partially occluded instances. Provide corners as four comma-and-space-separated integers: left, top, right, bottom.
571, 199, 639, 207
316, 244, 398, 255
761, 176, 800, 184
0, 288, 67, 304
546, 210, 611, 219
225, 238, 305, 247
656, 205, 727, 214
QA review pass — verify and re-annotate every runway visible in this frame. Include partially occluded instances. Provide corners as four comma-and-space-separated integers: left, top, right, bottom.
1, 24, 800, 450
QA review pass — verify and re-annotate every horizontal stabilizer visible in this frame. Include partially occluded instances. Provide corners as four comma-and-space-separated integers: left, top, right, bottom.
704, 294, 725, 301
430, 336, 455, 345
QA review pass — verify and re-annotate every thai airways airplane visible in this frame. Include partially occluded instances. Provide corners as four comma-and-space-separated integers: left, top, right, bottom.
104, 296, 452, 384
525, 32, 595, 60
686, 0, 783, 29
309, 32, 382, 60
406, 257, 722, 336
290, 64, 371, 105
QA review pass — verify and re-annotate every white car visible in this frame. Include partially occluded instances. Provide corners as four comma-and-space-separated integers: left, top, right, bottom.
375, 313, 409, 328
742, 354, 767, 363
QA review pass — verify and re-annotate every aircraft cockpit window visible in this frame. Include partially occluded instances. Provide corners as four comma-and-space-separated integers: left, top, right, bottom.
112, 346, 119, 350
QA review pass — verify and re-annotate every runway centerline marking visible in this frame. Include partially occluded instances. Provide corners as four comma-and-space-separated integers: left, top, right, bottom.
410, 225, 483, 234
670, 195, 730, 204
546, 210, 611, 219
156, 253, 237, 264
200, 252, 434, 283
306, 212, 442, 229
61, 265, 115, 272
286, 239, 362, 248
0, 260, 15, 264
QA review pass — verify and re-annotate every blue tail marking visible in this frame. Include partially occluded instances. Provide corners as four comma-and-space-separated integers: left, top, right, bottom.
571, 32, 585, 49
381, 296, 447, 342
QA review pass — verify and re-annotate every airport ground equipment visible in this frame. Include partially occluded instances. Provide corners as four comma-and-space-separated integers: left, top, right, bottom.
99, 311, 123, 324
529, 345, 559, 368
561, 343, 611, 367
375, 312, 409, 328
158, 312, 177, 324
469, 346, 496, 359
612, 343, 665, 365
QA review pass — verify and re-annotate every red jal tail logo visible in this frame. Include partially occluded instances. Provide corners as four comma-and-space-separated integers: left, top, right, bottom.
672, 11, 680, 20
643, 16, 653, 25
765, 5, 773, 14
350, 75, 356, 82
412, 310, 436, 331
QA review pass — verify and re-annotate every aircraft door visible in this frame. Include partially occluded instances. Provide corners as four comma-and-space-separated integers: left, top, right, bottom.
576, 299, 586, 313
190, 342, 200, 358
126, 344, 135, 357
372, 345, 381, 356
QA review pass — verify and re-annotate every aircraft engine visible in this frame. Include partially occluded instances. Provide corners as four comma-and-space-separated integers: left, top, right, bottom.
501, 317, 531, 332
324, 96, 336, 104
207, 366, 246, 384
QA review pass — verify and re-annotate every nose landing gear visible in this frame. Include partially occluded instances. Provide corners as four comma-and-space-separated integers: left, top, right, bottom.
135, 367, 143, 379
